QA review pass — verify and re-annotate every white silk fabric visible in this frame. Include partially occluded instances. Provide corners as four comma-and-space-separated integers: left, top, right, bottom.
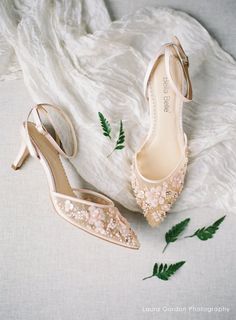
0, 0, 236, 214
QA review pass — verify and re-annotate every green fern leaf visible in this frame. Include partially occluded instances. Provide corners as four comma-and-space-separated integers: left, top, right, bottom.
98, 112, 111, 139
143, 261, 185, 281
107, 120, 125, 157
186, 216, 226, 241
163, 218, 190, 252
114, 120, 125, 150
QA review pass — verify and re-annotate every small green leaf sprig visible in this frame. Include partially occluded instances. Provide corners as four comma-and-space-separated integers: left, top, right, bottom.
98, 112, 125, 157
143, 261, 185, 281
184, 216, 226, 241
163, 215, 226, 252
98, 112, 111, 139
163, 218, 190, 253
143, 215, 226, 281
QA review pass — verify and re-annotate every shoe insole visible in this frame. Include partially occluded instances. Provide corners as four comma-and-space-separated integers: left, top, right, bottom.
137, 54, 184, 180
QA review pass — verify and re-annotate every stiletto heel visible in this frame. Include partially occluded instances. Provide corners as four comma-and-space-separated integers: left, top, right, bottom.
12, 103, 139, 249
11, 138, 30, 170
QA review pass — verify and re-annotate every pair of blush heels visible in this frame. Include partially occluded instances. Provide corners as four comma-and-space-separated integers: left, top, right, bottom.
12, 37, 192, 249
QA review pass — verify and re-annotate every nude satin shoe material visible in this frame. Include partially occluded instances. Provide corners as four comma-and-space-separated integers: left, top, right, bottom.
131, 37, 192, 227
12, 104, 140, 249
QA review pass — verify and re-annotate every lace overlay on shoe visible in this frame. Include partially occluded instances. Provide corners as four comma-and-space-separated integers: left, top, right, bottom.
131, 154, 188, 227
131, 37, 192, 227
52, 190, 139, 248
12, 104, 140, 249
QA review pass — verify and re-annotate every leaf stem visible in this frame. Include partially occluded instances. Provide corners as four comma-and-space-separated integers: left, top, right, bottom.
142, 275, 154, 281
162, 243, 169, 253
107, 148, 115, 158
183, 234, 195, 239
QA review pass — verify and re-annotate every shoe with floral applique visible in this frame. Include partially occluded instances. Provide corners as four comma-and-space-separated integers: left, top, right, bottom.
12, 103, 140, 249
131, 36, 192, 227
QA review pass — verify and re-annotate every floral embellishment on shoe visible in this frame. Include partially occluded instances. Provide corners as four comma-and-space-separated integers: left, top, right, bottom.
145, 188, 160, 207
144, 185, 167, 208
87, 206, 106, 234
53, 192, 139, 249
65, 200, 74, 212
131, 155, 188, 227
88, 206, 105, 224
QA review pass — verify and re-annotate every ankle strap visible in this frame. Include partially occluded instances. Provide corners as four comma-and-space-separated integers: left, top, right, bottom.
144, 36, 192, 102
25, 103, 78, 159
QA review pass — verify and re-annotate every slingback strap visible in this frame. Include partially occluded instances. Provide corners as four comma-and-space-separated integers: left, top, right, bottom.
144, 36, 192, 102
24, 103, 78, 159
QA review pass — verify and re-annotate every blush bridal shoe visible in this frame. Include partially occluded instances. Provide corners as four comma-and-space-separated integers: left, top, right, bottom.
131, 37, 192, 227
12, 104, 139, 249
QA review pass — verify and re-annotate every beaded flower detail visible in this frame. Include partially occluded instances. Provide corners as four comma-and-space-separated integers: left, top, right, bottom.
131, 156, 188, 227
52, 192, 139, 249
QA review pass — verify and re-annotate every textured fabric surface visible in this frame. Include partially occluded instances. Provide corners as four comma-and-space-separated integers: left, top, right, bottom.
1, 0, 236, 214
0, 1, 236, 319
106, 0, 236, 58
